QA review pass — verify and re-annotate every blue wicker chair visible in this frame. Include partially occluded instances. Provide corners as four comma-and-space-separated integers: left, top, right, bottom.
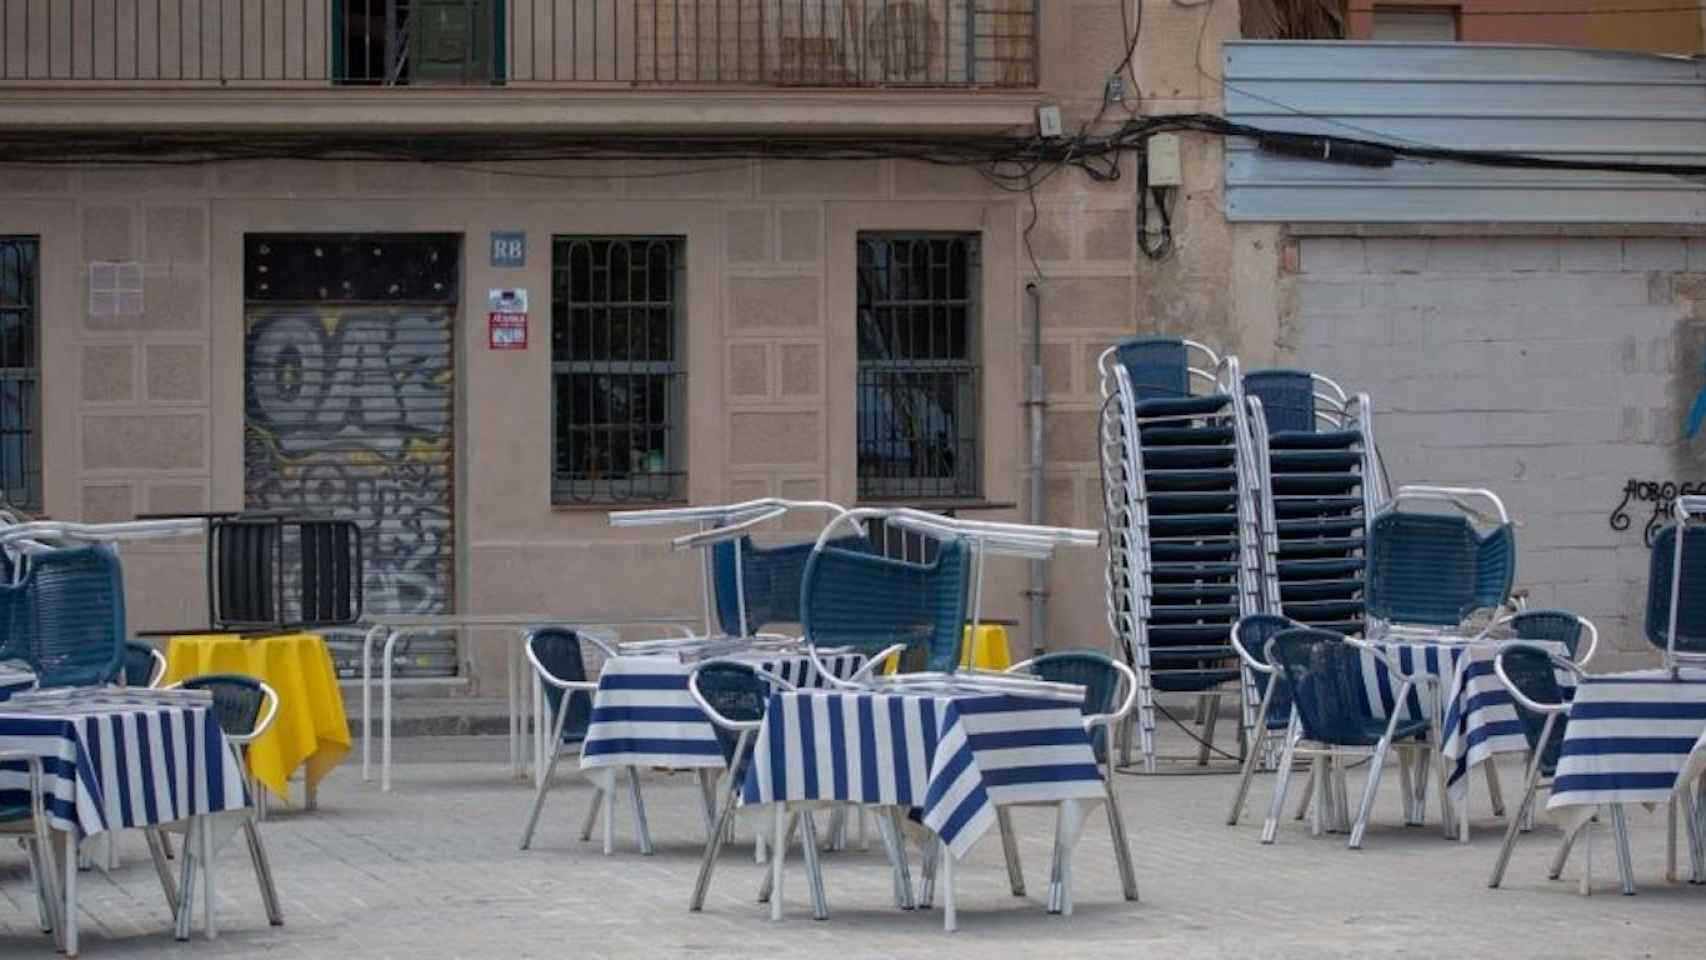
19, 544, 127, 689
122, 640, 168, 688
1486, 643, 1589, 891
0, 749, 61, 949
1261, 628, 1433, 849
166, 673, 284, 933
685, 660, 832, 918
712, 533, 872, 639
800, 534, 971, 683
1226, 614, 1304, 826
518, 627, 625, 853
1367, 487, 1516, 636
1474, 609, 1599, 666
1646, 500, 1706, 675
1003, 651, 1140, 913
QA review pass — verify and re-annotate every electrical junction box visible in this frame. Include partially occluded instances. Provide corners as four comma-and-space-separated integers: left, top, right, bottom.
1147, 133, 1183, 187
1037, 105, 1063, 139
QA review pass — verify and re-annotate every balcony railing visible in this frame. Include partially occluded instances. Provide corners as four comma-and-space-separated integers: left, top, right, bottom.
0, 1, 1038, 88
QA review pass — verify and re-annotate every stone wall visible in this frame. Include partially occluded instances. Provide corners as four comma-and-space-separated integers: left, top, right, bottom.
1278, 230, 1703, 668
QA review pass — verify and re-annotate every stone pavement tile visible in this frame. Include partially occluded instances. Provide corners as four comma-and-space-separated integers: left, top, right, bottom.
1, 730, 1703, 958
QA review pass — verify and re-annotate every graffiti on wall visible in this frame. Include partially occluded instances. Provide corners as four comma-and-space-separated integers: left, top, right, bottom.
244, 309, 455, 623
1609, 479, 1706, 547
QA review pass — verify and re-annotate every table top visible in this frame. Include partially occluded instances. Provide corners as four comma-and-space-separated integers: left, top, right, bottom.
371, 614, 697, 630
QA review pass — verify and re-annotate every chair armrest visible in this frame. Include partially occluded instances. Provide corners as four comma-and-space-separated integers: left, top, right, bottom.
1575, 616, 1599, 667
670, 506, 789, 551
1492, 642, 1582, 715
837, 643, 908, 687
1391, 485, 1510, 525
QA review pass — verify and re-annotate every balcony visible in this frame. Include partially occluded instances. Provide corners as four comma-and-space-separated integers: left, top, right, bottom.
0, 1, 1041, 132
0, 1, 1037, 86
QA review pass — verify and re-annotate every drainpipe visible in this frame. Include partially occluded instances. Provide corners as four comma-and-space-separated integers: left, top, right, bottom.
1025, 282, 1047, 658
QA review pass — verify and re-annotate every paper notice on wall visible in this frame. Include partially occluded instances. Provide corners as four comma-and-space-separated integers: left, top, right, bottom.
488, 288, 527, 350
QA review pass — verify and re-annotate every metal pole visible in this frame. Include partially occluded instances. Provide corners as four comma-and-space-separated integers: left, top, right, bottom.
1025, 281, 1046, 658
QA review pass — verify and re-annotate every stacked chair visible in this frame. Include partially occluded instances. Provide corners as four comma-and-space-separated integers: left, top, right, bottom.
1242, 369, 1386, 640
1647, 494, 1706, 677
1364, 485, 1517, 641
1098, 338, 1265, 772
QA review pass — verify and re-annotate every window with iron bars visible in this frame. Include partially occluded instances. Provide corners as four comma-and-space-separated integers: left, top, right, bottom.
856, 232, 980, 501
0, 239, 39, 512
552, 236, 687, 504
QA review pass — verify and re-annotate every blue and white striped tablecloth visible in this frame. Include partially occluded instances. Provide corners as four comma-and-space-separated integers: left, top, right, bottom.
1438, 641, 1571, 803
1548, 669, 1706, 821
0, 691, 252, 836
1358, 640, 1471, 724
0, 663, 34, 701
741, 689, 1105, 859
580, 652, 864, 771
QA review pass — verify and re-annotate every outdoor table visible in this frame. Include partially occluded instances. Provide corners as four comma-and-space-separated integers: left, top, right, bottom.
1350, 636, 1564, 841
0, 688, 253, 954
0, 662, 34, 700
165, 632, 349, 808
740, 686, 1106, 931
1547, 668, 1706, 890
358, 613, 695, 792
578, 650, 864, 853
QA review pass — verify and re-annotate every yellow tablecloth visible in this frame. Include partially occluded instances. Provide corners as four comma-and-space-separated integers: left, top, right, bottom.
163, 632, 350, 805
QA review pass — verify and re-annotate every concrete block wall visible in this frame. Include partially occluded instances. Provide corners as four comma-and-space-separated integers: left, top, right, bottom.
1280, 231, 1705, 668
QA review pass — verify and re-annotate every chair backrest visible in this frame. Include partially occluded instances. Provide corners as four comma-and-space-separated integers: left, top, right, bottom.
689, 660, 775, 768
1492, 643, 1571, 776
1505, 610, 1586, 662
711, 533, 869, 637
1367, 511, 1514, 627
179, 673, 268, 739
1646, 523, 1706, 659
1242, 369, 1318, 434
801, 537, 971, 674
121, 640, 163, 688
1114, 338, 1208, 402
1023, 651, 1120, 759
1232, 614, 1299, 726
1267, 628, 1374, 745
527, 628, 595, 743
210, 515, 363, 631
25, 544, 126, 688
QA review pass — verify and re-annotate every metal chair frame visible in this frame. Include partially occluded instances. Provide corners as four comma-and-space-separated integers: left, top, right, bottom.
161, 675, 285, 938
1484, 643, 1604, 892
1098, 341, 1266, 772
516, 628, 650, 855
683, 660, 839, 921
123, 640, 169, 689
999, 652, 1141, 915
1660, 495, 1706, 678
1472, 611, 1600, 667
1259, 631, 1440, 849
0, 749, 64, 951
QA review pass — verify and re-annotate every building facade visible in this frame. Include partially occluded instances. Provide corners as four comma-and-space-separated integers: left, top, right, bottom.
1346, 0, 1705, 54
0, 0, 1251, 689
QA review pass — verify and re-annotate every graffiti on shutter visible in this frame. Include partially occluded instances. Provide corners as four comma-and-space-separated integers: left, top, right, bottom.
244, 306, 457, 677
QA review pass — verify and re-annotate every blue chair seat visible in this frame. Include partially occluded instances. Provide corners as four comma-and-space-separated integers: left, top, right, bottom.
1142, 447, 1236, 470
1138, 424, 1238, 447
1277, 517, 1365, 537
1130, 396, 1230, 419
1150, 604, 1242, 623
1150, 542, 1240, 562
1282, 600, 1364, 622
1150, 515, 1239, 537
1270, 450, 1364, 470
0, 804, 34, 824
1277, 558, 1365, 579
1273, 496, 1364, 518
1143, 469, 1239, 492
1152, 583, 1239, 602
1146, 492, 1238, 514
1267, 429, 1364, 451
1280, 579, 1365, 601
1272, 475, 1362, 496
1276, 537, 1366, 559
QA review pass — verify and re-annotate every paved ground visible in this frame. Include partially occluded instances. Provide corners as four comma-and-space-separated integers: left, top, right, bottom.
2, 729, 1702, 959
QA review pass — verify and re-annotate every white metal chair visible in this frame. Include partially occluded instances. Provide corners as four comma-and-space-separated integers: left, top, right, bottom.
1486, 643, 1593, 891
518, 627, 635, 854
0, 749, 65, 952
163, 675, 284, 939
999, 651, 1141, 915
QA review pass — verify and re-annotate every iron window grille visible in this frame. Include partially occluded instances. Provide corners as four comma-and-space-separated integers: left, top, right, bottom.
856, 232, 980, 501
553, 236, 687, 504
0, 238, 39, 512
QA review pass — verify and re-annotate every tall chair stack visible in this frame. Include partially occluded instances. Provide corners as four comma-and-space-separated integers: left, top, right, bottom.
1242, 369, 1386, 639
1098, 338, 1265, 771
